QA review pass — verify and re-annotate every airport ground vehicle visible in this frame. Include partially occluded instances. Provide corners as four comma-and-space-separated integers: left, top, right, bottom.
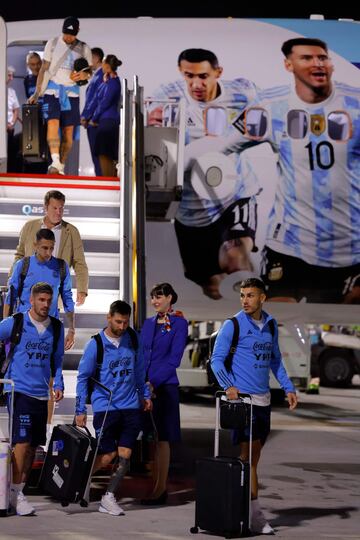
310, 326, 360, 387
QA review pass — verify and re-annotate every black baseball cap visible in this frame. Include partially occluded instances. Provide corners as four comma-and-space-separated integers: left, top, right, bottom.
62, 16, 80, 36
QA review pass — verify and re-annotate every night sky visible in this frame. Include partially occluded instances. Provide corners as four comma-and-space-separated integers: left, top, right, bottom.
1, 3, 359, 22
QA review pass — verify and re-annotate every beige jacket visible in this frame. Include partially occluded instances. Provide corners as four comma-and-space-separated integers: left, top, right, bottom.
11, 218, 89, 294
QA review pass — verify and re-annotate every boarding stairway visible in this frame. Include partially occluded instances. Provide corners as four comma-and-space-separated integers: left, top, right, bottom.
0, 172, 121, 399
0, 78, 192, 423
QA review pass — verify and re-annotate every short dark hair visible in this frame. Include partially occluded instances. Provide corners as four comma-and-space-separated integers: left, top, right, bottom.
26, 51, 41, 63
91, 47, 104, 61
239, 278, 266, 294
36, 228, 55, 243
103, 54, 122, 72
31, 282, 53, 297
150, 283, 178, 305
109, 300, 131, 317
178, 48, 219, 69
281, 38, 328, 58
44, 190, 65, 206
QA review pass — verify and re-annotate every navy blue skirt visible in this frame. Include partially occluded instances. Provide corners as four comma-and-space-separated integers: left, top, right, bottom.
94, 118, 119, 160
144, 383, 181, 443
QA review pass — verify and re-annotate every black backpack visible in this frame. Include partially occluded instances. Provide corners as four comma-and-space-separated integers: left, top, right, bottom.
9, 256, 66, 315
206, 317, 275, 388
87, 327, 139, 401
0, 312, 62, 404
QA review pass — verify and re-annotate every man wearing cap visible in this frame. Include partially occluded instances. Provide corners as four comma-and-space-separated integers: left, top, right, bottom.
29, 16, 92, 175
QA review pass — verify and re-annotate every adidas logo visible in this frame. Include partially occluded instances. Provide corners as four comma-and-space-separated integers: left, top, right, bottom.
187, 117, 195, 126
68, 25, 74, 30
231, 223, 245, 231
247, 330, 252, 335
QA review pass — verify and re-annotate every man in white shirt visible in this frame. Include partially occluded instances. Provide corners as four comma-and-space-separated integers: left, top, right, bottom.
29, 16, 92, 175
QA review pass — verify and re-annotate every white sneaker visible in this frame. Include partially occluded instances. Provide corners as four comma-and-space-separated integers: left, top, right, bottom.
252, 508, 274, 535
261, 522, 275, 535
16, 491, 35, 516
99, 492, 125, 516
48, 161, 65, 175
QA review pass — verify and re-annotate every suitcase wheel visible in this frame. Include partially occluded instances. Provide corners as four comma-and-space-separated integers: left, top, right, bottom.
80, 499, 88, 508
190, 526, 199, 534
61, 501, 69, 507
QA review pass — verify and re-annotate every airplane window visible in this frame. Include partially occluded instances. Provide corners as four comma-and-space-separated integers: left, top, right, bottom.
287, 110, 308, 139
205, 106, 228, 136
245, 107, 268, 138
328, 111, 352, 141
205, 166, 222, 187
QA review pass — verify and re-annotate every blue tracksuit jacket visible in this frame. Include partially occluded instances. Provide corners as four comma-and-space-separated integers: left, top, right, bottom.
211, 310, 295, 394
81, 66, 104, 120
0, 312, 64, 397
6, 255, 74, 317
76, 330, 151, 414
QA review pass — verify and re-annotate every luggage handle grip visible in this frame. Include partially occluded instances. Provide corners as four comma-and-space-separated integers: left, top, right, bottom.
215, 390, 251, 401
72, 423, 93, 439
0, 379, 15, 388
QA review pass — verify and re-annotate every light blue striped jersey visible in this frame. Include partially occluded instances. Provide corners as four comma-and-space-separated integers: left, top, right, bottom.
149, 78, 260, 226
258, 82, 360, 267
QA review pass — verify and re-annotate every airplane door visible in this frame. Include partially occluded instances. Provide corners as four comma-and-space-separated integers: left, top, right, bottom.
0, 17, 7, 172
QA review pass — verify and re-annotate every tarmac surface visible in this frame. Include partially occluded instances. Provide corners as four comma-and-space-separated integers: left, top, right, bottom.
0, 383, 359, 540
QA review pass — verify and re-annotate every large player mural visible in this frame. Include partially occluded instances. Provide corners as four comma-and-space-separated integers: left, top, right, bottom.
4, 17, 360, 309
144, 22, 360, 305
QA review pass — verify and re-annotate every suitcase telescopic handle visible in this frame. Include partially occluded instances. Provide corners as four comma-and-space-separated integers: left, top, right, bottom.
0, 379, 15, 447
72, 381, 112, 438
89, 378, 112, 396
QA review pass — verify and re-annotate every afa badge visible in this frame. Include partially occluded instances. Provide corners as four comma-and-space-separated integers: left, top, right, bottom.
310, 114, 325, 136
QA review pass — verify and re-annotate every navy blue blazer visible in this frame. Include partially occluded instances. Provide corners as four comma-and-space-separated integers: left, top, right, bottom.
140, 314, 188, 388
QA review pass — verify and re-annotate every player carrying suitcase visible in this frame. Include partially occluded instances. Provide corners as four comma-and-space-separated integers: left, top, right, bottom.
75, 300, 152, 516
210, 278, 298, 535
0, 282, 64, 516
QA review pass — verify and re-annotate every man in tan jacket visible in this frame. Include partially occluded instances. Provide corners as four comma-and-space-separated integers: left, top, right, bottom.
11, 190, 89, 345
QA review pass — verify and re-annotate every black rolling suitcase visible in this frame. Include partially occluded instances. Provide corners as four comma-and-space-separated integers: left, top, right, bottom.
191, 392, 252, 539
40, 382, 112, 507
22, 104, 48, 162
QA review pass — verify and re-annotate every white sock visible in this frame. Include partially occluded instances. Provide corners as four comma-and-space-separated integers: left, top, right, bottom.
251, 498, 261, 515
51, 153, 60, 164
10, 483, 21, 505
